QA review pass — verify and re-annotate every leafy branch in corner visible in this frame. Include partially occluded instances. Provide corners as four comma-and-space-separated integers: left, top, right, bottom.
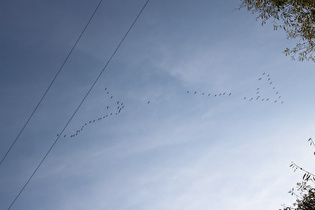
280, 137, 315, 210
239, 0, 315, 62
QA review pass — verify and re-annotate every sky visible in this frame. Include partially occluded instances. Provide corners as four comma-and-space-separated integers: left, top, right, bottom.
0, 0, 315, 209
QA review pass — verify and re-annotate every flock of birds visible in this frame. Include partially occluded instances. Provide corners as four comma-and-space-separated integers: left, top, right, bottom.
185, 90, 232, 97
57, 72, 284, 139
243, 72, 284, 104
57, 87, 126, 139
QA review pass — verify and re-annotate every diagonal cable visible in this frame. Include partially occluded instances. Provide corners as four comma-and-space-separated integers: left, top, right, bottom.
0, 0, 104, 166
8, 0, 150, 209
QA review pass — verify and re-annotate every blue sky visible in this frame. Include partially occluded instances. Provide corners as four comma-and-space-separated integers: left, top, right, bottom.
0, 0, 314, 209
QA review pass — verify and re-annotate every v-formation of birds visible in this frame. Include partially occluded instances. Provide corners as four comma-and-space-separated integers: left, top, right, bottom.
58, 72, 283, 139
58, 87, 127, 139
243, 72, 284, 104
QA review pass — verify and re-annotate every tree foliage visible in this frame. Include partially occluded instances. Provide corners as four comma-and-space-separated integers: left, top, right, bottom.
239, 0, 315, 62
281, 179, 315, 210
280, 138, 315, 210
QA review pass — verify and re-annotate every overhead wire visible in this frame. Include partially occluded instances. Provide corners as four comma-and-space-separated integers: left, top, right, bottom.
7, 0, 150, 209
0, 0, 104, 166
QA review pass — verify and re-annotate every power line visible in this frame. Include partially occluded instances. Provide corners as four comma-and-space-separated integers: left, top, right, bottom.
7, 0, 150, 209
0, 0, 104, 166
